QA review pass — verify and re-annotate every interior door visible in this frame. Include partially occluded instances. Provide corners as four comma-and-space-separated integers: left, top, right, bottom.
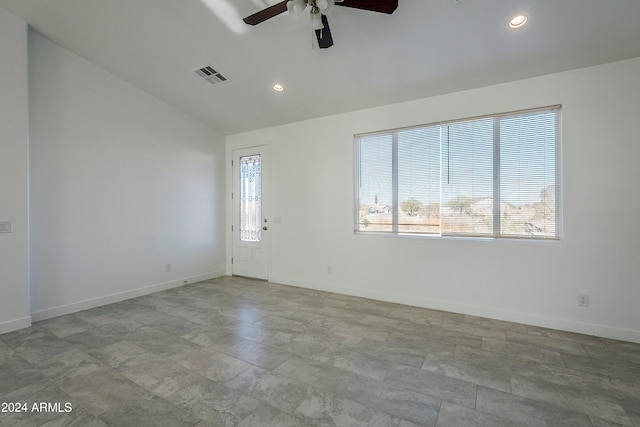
232, 145, 269, 279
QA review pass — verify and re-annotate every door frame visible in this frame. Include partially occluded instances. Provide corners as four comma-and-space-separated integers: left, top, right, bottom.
226, 142, 271, 280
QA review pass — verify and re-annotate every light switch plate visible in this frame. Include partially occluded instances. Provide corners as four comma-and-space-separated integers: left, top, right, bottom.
0, 221, 14, 233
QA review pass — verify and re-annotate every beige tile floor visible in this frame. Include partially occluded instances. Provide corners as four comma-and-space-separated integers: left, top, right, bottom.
1, 276, 639, 426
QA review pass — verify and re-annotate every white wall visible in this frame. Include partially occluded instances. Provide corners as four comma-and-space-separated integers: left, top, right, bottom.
227, 57, 640, 343
0, 9, 30, 333
29, 32, 226, 320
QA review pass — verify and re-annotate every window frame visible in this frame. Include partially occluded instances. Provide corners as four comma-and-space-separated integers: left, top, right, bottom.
354, 105, 562, 240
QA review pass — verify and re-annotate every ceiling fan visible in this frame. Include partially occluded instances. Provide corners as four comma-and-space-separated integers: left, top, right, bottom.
243, 0, 399, 49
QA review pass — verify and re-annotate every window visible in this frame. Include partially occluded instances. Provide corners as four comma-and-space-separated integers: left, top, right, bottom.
355, 106, 560, 239
239, 154, 262, 242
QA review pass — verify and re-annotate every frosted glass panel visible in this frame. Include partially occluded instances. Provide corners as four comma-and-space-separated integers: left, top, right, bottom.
239, 154, 261, 242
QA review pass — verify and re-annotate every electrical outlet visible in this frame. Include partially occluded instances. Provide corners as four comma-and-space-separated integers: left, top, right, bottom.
166, 264, 172, 272
578, 294, 589, 307
0, 221, 13, 233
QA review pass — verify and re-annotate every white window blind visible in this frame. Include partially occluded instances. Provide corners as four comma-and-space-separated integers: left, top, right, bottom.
355, 106, 560, 240
397, 127, 440, 234
441, 118, 494, 236
358, 134, 393, 232
498, 111, 558, 237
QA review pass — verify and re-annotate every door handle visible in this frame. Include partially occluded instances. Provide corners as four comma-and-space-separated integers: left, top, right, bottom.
262, 226, 268, 231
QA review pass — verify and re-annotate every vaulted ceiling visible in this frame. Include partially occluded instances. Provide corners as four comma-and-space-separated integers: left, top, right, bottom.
2, 0, 640, 135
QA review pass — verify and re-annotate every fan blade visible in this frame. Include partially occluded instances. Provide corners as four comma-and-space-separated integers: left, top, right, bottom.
243, 0, 289, 25
315, 14, 334, 49
335, 0, 398, 14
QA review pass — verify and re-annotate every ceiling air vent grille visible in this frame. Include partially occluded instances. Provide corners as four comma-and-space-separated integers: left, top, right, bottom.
194, 65, 227, 85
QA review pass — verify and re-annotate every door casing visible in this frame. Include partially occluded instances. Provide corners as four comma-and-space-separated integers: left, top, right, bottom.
231, 145, 270, 280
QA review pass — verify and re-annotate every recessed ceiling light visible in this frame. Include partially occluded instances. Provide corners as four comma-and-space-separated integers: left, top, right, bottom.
273, 84, 284, 92
509, 14, 528, 29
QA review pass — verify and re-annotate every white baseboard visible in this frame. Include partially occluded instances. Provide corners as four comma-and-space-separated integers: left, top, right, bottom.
0, 316, 32, 335
30, 271, 224, 322
269, 275, 640, 344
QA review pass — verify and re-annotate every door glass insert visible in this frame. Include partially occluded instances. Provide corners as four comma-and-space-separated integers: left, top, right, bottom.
239, 154, 262, 242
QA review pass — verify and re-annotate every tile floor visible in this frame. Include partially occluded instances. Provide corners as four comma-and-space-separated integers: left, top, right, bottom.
1, 276, 639, 426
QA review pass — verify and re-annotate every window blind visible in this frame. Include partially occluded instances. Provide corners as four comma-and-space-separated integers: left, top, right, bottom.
397, 127, 440, 234
441, 118, 494, 237
498, 110, 558, 238
355, 106, 560, 240
358, 133, 393, 232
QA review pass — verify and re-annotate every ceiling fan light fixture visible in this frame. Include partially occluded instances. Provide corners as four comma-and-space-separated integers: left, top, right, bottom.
319, 0, 334, 14
509, 14, 528, 29
311, 11, 324, 30
287, 0, 307, 15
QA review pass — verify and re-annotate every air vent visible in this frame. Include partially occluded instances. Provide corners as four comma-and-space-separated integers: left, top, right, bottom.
194, 65, 227, 86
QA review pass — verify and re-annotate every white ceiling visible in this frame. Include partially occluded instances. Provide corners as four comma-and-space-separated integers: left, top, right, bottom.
2, 0, 640, 135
